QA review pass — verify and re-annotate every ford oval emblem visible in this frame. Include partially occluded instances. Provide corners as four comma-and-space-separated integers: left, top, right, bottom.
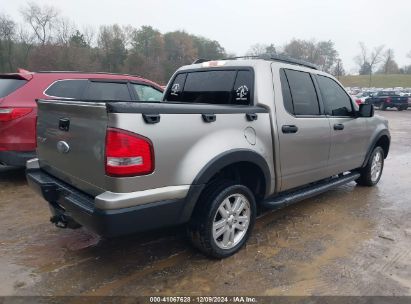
57, 141, 70, 154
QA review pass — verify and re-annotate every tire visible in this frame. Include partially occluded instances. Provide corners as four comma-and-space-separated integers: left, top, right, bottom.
380, 104, 387, 111
187, 180, 256, 259
398, 106, 404, 111
356, 146, 384, 186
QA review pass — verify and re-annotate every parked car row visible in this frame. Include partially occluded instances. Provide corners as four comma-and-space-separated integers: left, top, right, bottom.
347, 87, 411, 111
0, 69, 163, 167
365, 91, 409, 111
346, 86, 411, 97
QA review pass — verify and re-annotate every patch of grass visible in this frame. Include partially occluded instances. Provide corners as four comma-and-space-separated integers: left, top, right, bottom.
338, 74, 411, 88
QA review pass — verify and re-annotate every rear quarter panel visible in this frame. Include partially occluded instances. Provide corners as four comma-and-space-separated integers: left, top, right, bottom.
106, 112, 275, 194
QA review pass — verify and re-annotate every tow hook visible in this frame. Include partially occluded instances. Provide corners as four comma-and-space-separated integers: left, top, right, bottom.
50, 214, 68, 228
50, 214, 82, 229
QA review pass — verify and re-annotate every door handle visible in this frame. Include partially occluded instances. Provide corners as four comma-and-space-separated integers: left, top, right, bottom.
142, 114, 160, 124
334, 123, 344, 130
58, 118, 70, 131
245, 113, 258, 121
202, 113, 216, 123
282, 125, 298, 134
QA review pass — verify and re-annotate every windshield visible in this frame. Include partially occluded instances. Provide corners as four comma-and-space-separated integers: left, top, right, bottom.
0, 78, 27, 98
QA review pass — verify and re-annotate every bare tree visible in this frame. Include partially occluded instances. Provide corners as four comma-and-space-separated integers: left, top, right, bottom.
16, 25, 35, 67
122, 25, 135, 50
20, 2, 59, 45
355, 42, 384, 85
380, 49, 399, 74
0, 14, 16, 71
368, 45, 384, 84
332, 58, 345, 79
355, 42, 368, 66
281, 39, 338, 72
82, 25, 96, 47
246, 43, 268, 56
56, 17, 76, 45
0, 14, 15, 39
97, 24, 128, 72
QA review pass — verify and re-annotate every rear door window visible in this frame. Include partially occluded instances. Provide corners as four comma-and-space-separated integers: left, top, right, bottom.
283, 69, 320, 115
132, 84, 163, 101
317, 75, 354, 116
83, 81, 132, 101
280, 69, 294, 114
165, 69, 253, 105
0, 79, 27, 98
45, 79, 87, 99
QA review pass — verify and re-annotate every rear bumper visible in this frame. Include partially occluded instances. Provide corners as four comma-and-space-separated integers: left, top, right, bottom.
26, 169, 202, 237
0, 150, 36, 166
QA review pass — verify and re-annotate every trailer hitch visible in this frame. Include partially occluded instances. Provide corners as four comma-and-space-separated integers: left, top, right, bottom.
50, 214, 81, 229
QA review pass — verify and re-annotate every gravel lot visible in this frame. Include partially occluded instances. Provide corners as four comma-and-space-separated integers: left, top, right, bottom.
0, 110, 410, 297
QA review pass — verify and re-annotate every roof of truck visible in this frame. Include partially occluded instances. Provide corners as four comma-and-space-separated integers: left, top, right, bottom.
192, 54, 318, 70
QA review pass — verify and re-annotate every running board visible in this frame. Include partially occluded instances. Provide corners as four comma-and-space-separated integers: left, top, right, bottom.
261, 172, 360, 210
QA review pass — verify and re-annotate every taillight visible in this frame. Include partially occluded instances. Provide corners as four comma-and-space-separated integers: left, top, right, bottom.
356, 99, 362, 105
105, 128, 154, 177
0, 107, 32, 122
386, 97, 391, 103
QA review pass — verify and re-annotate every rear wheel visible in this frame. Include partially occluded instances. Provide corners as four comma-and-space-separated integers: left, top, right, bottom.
356, 146, 384, 186
188, 181, 256, 259
380, 104, 387, 111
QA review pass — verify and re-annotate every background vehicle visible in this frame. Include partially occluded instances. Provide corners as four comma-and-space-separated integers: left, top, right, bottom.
27, 56, 390, 258
354, 91, 374, 105
0, 70, 163, 167
398, 90, 411, 108
366, 90, 408, 111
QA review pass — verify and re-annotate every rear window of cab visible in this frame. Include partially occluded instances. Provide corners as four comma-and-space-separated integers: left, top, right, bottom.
164, 69, 254, 105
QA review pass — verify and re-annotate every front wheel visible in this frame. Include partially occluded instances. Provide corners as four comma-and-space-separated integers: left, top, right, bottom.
188, 181, 256, 259
356, 146, 385, 186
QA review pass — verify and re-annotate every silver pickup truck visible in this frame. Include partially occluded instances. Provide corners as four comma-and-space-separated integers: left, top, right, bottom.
27, 56, 390, 258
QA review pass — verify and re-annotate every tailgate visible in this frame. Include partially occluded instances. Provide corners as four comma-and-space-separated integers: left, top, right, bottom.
36, 100, 108, 196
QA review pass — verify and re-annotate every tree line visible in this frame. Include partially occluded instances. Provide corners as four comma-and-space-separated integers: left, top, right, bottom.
247, 41, 411, 84
1, 2, 410, 85
0, 2, 227, 84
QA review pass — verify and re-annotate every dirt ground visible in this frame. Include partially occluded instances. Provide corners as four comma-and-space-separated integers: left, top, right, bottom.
0, 110, 410, 297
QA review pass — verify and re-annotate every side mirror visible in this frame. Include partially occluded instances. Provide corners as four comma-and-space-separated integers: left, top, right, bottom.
358, 103, 374, 117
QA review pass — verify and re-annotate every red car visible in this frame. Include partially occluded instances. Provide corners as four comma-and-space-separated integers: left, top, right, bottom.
0, 69, 163, 167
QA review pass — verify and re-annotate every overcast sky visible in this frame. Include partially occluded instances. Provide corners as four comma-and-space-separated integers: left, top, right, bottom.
2, 0, 410, 73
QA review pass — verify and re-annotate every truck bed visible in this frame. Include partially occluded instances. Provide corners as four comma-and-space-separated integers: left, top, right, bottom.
35, 99, 274, 198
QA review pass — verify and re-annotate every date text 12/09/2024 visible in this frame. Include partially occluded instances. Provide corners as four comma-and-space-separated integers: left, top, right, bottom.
149, 296, 258, 303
